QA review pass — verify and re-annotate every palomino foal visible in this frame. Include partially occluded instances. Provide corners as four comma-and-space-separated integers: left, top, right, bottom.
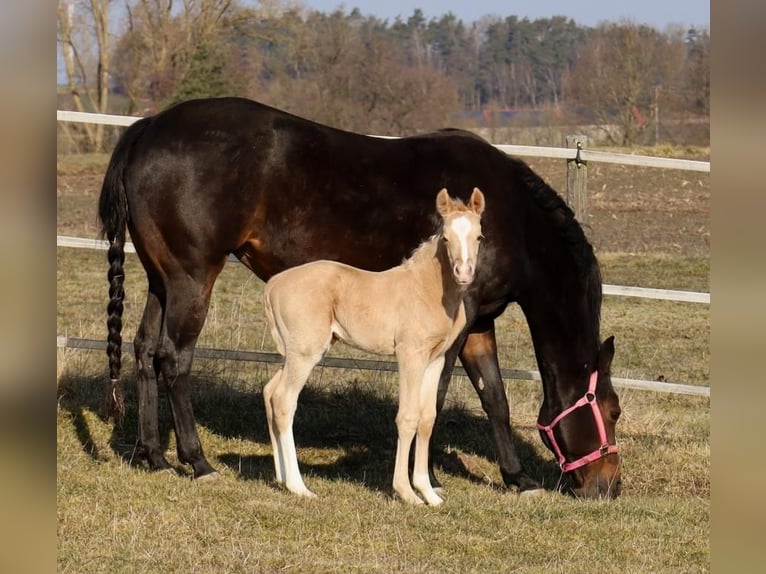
262, 188, 485, 505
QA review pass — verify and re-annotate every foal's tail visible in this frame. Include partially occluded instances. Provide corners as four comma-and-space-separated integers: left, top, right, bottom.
97, 117, 150, 423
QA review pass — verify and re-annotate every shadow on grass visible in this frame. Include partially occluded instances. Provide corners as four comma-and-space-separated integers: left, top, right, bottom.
57, 368, 563, 494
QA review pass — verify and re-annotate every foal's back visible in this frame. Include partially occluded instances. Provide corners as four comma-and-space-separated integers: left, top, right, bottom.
265, 246, 461, 360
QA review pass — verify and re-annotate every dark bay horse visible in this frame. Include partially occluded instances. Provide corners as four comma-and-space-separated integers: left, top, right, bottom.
98, 96, 622, 499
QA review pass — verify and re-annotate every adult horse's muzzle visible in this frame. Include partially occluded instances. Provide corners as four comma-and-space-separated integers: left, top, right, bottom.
568, 454, 622, 499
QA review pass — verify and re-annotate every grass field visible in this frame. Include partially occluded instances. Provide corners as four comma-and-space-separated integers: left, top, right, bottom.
57, 148, 709, 572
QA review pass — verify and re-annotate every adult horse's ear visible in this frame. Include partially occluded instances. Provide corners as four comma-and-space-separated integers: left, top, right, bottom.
436, 188, 452, 216
470, 187, 486, 216
598, 336, 615, 374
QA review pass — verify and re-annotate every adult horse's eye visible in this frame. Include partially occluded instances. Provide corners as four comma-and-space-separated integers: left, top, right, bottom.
610, 408, 622, 422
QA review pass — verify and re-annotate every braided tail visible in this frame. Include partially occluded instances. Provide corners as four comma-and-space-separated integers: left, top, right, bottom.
97, 117, 150, 423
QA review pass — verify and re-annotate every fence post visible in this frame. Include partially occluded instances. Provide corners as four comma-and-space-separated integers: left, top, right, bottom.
566, 135, 588, 222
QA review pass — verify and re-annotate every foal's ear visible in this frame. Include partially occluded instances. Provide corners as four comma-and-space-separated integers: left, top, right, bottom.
436, 188, 452, 216
469, 187, 486, 216
598, 336, 615, 374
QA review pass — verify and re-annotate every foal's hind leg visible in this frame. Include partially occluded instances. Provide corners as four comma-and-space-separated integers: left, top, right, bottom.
267, 353, 322, 497
133, 287, 173, 472
156, 270, 223, 479
411, 356, 445, 506
262, 367, 284, 483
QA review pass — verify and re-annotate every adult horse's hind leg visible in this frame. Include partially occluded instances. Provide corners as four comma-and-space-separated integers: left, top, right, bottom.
411, 356, 445, 506
155, 269, 223, 479
458, 320, 543, 494
133, 287, 173, 471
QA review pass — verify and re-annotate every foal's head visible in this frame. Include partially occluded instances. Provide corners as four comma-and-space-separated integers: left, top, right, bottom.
436, 188, 485, 286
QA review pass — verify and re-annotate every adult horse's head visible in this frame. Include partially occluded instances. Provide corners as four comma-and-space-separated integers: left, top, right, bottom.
536, 336, 622, 498
436, 187, 485, 287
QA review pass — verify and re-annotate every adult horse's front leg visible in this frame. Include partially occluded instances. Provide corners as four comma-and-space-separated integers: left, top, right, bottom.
456, 319, 543, 493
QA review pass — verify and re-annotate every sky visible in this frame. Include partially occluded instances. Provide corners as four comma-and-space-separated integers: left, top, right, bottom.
299, 0, 710, 30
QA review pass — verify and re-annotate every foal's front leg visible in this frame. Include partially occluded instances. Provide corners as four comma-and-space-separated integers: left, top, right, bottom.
412, 356, 445, 506
393, 351, 429, 505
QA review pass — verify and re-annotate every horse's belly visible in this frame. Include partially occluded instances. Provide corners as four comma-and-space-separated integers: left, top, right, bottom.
330, 319, 396, 356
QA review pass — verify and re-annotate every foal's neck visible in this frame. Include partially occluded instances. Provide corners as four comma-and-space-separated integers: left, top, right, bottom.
405, 236, 466, 312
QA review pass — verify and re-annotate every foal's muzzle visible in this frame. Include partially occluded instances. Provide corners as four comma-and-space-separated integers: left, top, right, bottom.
453, 261, 476, 285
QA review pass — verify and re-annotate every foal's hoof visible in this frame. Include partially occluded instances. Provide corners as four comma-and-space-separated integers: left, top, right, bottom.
519, 488, 546, 498
394, 491, 426, 506
195, 471, 221, 482
288, 487, 317, 499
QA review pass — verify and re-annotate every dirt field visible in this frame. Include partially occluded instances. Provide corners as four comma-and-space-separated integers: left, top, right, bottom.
527, 155, 710, 258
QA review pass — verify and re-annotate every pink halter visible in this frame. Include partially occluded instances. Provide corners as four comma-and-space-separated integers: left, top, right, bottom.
536, 371, 619, 472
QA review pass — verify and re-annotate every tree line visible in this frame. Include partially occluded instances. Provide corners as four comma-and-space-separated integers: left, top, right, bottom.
58, 1, 710, 151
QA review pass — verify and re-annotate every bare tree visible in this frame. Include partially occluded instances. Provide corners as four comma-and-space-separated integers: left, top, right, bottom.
566, 21, 684, 145
258, 11, 458, 136
57, 0, 112, 151
111, 0, 246, 112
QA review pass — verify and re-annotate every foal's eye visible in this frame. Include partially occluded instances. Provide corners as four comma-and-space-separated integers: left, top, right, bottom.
610, 409, 622, 422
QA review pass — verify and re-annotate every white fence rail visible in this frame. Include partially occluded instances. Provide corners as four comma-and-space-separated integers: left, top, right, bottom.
56, 234, 709, 305
56, 336, 710, 397
57, 110, 710, 396
57, 110, 711, 173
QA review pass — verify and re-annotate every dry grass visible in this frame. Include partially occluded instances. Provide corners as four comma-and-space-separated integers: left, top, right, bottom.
57, 148, 709, 572
56, 355, 708, 573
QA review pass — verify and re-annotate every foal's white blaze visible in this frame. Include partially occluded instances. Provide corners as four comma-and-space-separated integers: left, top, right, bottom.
449, 215, 476, 284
